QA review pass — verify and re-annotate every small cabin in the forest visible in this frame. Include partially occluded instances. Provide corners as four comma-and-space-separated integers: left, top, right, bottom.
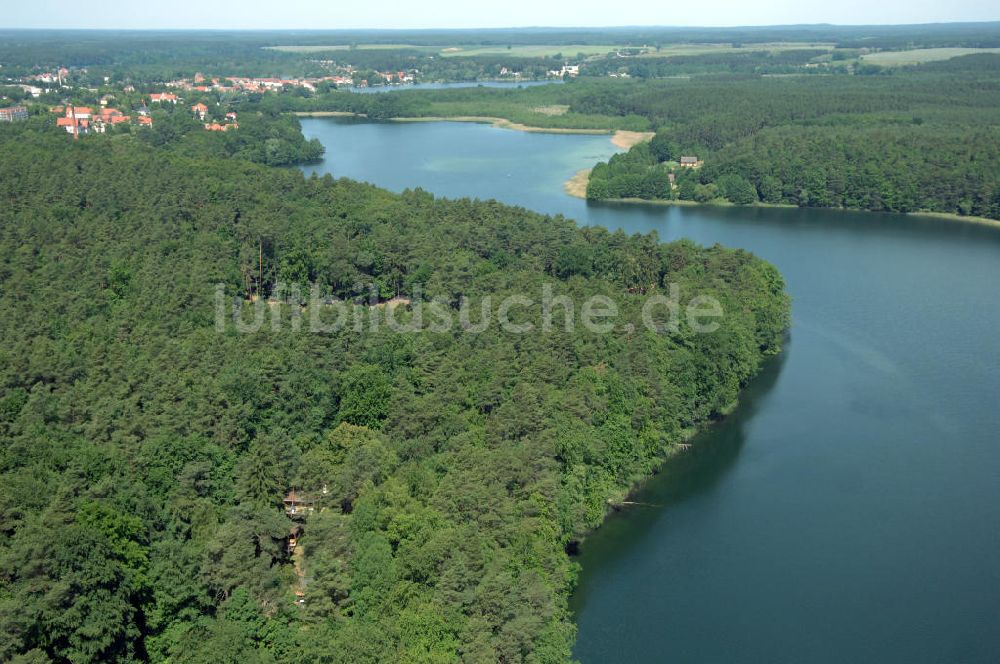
283, 490, 315, 516
679, 156, 702, 168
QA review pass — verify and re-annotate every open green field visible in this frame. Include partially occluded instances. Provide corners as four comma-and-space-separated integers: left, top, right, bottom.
861, 47, 1000, 65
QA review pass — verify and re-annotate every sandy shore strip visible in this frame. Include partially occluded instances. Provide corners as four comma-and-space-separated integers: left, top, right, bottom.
611, 130, 655, 149
564, 169, 592, 198
293, 111, 358, 117
294, 112, 652, 142
905, 210, 1000, 228
389, 116, 612, 135
294, 111, 610, 134
394, 119, 656, 146
564, 132, 653, 197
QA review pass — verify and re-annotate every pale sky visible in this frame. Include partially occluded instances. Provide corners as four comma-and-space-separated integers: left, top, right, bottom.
2, 0, 999, 30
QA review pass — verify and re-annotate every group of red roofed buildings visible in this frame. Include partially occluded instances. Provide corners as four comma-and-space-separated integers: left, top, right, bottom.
149, 92, 178, 104
191, 103, 238, 131
51, 88, 250, 137
55, 105, 137, 136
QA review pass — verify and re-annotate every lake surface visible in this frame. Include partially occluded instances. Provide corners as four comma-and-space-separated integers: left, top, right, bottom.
301, 118, 1000, 663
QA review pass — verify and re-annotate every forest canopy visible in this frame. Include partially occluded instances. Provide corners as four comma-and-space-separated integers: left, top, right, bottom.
0, 124, 788, 663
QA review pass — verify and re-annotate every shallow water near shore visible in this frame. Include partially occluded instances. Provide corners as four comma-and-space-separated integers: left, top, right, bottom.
301, 117, 1000, 663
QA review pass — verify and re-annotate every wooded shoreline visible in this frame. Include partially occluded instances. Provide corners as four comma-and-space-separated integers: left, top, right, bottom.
564, 169, 1000, 228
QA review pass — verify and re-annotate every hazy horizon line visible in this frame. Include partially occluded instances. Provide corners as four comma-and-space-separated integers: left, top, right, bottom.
3, 20, 1000, 32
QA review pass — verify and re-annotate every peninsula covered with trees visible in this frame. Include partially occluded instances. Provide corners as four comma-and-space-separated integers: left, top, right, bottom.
0, 119, 788, 662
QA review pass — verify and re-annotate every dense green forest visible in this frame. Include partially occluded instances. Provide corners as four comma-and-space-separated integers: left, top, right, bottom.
582, 55, 1000, 220
12, 107, 324, 167
280, 85, 651, 130
142, 106, 325, 166
581, 48, 838, 78
0, 121, 788, 662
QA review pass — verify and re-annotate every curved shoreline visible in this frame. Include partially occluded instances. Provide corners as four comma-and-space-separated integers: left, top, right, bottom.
294, 111, 654, 145
294, 111, 357, 117
290, 116, 1000, 659
564, 171, 1000, 228
295, 112, 1000, 229
390, 115, 612, 135
296, 110, 610, 134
